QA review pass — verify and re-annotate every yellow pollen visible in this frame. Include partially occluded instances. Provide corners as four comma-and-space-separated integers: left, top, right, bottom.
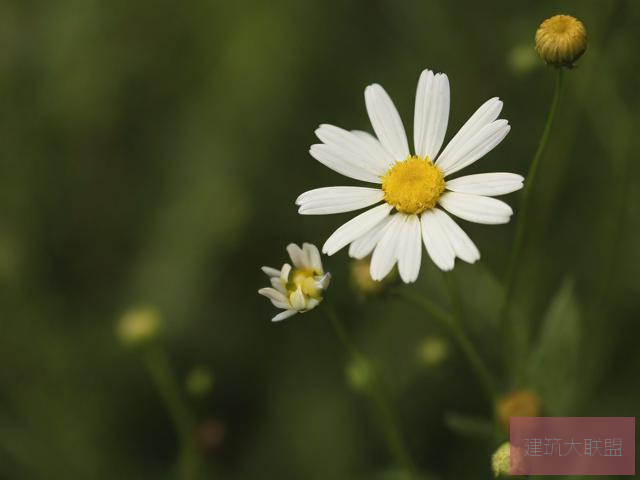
381, 156, 445, 214
288, 268, 320, 298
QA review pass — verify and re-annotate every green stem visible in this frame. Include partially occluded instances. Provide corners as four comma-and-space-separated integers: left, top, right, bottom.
396, 288, 496, 407
324, 305, 415, 478
445, 273, 496, 406
499, 69, 565, 368
143, 346, 200, 480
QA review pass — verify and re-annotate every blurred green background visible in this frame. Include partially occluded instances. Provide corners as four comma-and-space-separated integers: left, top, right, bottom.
1, 0, 638, 478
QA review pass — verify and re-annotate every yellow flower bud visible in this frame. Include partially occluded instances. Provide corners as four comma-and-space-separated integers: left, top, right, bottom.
497, 389, 541, 433
117, 306, 160, 347
535, 14, 587, 67
491, 442, 527, 478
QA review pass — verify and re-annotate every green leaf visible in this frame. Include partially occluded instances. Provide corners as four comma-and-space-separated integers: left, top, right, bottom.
526, 279, 581, 415
444, 412, 494, 439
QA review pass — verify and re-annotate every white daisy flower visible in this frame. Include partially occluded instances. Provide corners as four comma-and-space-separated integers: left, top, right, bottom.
296, 68, 524, 283
258, 243, 331, 321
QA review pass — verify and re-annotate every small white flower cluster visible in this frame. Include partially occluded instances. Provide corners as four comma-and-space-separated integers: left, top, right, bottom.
258, 243, 330, 321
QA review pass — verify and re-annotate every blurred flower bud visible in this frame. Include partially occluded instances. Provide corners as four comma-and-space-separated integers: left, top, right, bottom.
185, 366, 214, 398
416, 336, 449, 368
507, 43, 539, 76
497, 389, 541, 433
350, 257, 396, 296
345, 356, 374, 392
491, 442, 511, 478
117, 306, 160, 347
197, 418, 226, 453
491, 441, 528, 478
535, 14, 587, 68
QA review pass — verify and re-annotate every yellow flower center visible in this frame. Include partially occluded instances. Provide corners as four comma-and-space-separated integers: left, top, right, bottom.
381, 156, 445, 214
288, 268, 321, 298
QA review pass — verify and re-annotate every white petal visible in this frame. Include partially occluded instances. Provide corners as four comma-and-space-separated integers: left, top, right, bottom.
446, 173, 524, 196
370, 213, 404, 281
289, 287, 306, 311
272, 310, 297, 322
280, 263, 292, 283
323, 204, 393, 255
438, 192, 513, 225
296, 186, 384, 215
414, 70, 450, 160
270, 277, 286, 293
315, 124, 390, 176
437, 120, 510, 176
432, 208, 480, 264
302, 243, 323, 273
350, 130, 395, 168
261, 266, 281, 277
310, 144, 381, 184
348, 215, 392, 259
364, 84, 410, 160
436, 97, 503, 165
305, 298, 320, 311
258, 288, 290, 309
317, 272, 331, 290
286, 244, 305, 268
420, 210, 455, 271
397, 214, 422, 283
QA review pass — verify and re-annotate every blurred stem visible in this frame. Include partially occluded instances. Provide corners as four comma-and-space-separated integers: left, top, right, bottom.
500, 69, 565, 370
143, 345, 201, 480
397, 287, 496, 408
324, 305, 415, 479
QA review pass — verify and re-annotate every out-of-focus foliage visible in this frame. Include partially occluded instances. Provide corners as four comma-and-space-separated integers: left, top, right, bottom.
0, 0, 638, 479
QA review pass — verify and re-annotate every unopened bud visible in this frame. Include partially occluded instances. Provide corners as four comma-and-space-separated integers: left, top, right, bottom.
497, 389, 541, 433
507, 44, 539, 76
535, 14, 587, 68
416, 337, 449, 368
345, 357, 374, 392
491, 442, 528, 478
117, 306, 160, 347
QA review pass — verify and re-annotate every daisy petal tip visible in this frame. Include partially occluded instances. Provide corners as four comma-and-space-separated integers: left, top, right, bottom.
440, 262, 455, 272
271, 310, 296, 322
368, 266, 382, 281
261, 266, 280, 277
